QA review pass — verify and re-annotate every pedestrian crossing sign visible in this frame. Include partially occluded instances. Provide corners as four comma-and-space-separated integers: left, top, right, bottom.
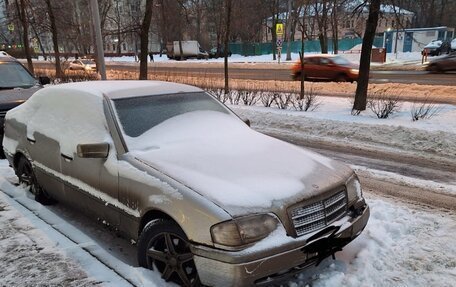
276, 23, 284, 36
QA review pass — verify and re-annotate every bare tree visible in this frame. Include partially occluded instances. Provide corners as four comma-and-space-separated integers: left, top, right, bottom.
139, 0, 153, 80
44, 0, 63, 78
352, 0, 381, 114
14, 0, 33, 73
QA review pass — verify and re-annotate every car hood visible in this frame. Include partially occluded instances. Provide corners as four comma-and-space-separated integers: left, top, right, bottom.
424, 41, 442, 49
0, 87, 40, 106
127, 111, 353, 217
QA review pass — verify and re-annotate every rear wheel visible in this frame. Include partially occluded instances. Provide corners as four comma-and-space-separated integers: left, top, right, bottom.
138, 219, 200, 287
335, 74, 348, 82
16, 156, 55, 204
428, 64, 442, 73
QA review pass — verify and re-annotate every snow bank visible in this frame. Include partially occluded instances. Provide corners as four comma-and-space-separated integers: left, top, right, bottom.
232, 98, 456, 163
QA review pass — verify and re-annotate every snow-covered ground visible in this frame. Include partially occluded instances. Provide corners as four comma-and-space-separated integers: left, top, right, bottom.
1, 94, 455, 286
36, 51, 424, 66
104, 51, 423, 66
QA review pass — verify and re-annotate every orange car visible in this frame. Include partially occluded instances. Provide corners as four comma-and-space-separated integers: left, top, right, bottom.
291, 54, 359, 82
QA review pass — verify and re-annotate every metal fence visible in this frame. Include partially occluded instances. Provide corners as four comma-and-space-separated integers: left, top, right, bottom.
229, 37, 384, 56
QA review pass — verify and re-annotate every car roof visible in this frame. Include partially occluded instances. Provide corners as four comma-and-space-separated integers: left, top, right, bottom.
43, 81, 203, 99
0, 54, 20, 63
304, 54, 338, 58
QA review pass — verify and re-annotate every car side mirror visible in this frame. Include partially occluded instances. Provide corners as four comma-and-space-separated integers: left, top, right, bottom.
77, 143, 109, 158
39, 76, 51, 85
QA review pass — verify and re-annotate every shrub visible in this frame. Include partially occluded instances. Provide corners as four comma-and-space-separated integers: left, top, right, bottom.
410, 97, 442, 121
367, 90, 401, 119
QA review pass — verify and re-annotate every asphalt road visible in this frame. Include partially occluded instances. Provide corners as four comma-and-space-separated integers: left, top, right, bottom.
33, 62, 456, 86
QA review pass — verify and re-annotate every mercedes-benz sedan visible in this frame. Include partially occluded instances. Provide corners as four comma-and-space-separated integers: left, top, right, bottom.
3, 81, 369, 286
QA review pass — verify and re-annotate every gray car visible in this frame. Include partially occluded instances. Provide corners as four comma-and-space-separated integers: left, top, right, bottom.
3, 81, 369, 286
425, 52, 456, 72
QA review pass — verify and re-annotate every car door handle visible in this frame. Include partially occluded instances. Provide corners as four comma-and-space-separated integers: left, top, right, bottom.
26, 137, 36, 143
61, 153, 73, 161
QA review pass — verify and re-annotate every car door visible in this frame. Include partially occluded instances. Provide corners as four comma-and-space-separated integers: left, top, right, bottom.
57, 92, 120, 227
26, 130, 65, 201
317, 57, 338, 79
303, 57, 319, 78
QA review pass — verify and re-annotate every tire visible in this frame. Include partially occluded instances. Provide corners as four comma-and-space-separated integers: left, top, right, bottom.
428, 64, 442, 73
138, 219, 200, 287
335, 74, 348, 82
293, 72, 305, 81
16, 156, 55, 205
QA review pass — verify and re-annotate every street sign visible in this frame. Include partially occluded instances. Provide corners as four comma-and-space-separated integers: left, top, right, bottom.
276, 23, 284, 36
7, 23, 14, 31
276, 38, 283, 47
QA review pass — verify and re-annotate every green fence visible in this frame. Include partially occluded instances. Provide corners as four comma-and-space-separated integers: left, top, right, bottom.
229, 37, 384, 56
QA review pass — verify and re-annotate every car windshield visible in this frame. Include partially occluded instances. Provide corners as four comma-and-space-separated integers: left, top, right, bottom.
331, 56, 352, 66
0, 62, 36, 89
81, 60, 94, 64
113, 92, 231, 138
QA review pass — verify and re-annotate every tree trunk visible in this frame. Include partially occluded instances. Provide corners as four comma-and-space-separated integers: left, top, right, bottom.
44, 0, 63, 78
300, 25, 305, 100
352, 0, 381, 113
331, 0, 339, 54
224, 0, 232, 94
139, 0, 153, 80
16, 0, 34, 73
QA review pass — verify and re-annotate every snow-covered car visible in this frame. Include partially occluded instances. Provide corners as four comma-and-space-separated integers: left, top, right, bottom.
422, 40, 451, 56
3, 81, 369, 287
425, 51, 456, 73
68, 59, 96, 71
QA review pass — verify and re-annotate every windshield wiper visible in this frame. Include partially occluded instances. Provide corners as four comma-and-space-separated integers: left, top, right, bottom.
0, 87, 15, 90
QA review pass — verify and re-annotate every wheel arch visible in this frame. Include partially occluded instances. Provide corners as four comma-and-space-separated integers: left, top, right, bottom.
138, 209, 176, 237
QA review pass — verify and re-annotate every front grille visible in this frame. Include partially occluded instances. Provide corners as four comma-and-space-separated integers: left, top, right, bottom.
0, 110, 7, 118
290, 190, 348, 237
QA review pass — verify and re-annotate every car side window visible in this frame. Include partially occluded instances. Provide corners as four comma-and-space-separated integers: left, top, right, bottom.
24, 90, 109, 157
320, 58, 330, 65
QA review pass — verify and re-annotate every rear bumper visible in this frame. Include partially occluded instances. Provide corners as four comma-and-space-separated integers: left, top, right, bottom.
192, 203, 370, 287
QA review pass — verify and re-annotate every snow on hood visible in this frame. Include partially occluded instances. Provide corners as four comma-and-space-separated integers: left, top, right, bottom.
126, 111, 343, 214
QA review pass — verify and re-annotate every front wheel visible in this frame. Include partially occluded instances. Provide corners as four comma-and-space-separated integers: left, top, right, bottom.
138, 219, 200, 287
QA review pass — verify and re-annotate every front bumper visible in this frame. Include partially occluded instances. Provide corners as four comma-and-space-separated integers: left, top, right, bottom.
192, 203, 369, 287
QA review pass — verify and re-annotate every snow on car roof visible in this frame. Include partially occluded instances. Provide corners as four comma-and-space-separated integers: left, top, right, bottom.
43, 80, 203, 99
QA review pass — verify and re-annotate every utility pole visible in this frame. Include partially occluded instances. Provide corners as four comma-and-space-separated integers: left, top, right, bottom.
286, 0, 292, 61
90, 0, 106, 80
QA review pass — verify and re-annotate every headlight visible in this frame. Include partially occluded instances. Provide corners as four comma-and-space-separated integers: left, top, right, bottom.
346, 173, 363, 203
350, 69, 359, 74
210, 214, 279, 248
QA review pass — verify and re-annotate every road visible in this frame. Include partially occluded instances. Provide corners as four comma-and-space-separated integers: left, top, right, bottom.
33, 61, 456, 86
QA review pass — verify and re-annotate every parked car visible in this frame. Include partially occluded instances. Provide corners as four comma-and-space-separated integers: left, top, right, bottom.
69, 59, 97, 71
425, 52, 456, 73
0, 53, 49, 157
291, 55, 359, 82
451, 38, 456, 52
422, 39, 452, 56
3, 81, 369, 287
